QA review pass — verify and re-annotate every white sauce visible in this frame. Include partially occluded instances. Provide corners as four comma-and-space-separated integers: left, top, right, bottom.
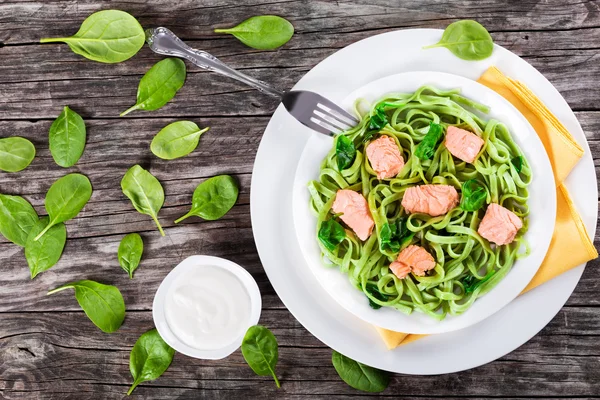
164, 265, 251, 350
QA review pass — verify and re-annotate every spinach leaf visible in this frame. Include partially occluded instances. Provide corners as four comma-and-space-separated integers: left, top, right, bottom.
414, 122, 444, 160
47, 280, 125, 333
0, 137, 36, 172
511, 156, 523, 173
34, 173, 92, 241
0, 194, 38, 247
318, 218, 346, 251
379, 218, 413, 253
423, 20, 494, 61
175, 175, 238, 223
121, 165, 165, 236
40, 10, 145, 63
335, 135, 356, 171
331, 350, 389, 393
460, 179, 487, 212
363, 283, 389, 310
150, 121, 209, 160
214, 15, 294, 50
462, 270, 496, 294
121, 58, 187, 116
128, 328, 175, 395
241, 325, 280, 388
49, 106, 86, 168
118, 233, 144, 279
369, 105, 388, 131
25, 217, 66, 279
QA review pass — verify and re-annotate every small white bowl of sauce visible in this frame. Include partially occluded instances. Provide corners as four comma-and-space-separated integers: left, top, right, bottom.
153, 255, 262, 360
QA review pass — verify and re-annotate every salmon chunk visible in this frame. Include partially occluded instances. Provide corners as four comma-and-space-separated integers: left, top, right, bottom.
390, 245, 436, 279
477, 203, 523, 245
401, 185, 459, 217
366, 135, 405, 179
445, 126, 485, 163
332, 189, 374, 241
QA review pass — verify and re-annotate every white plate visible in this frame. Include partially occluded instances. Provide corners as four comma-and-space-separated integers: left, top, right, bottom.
292, 71, 556, 334
251, 29, 598, 374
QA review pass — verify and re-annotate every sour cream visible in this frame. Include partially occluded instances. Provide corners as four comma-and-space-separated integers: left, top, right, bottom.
153, 256, 262, 359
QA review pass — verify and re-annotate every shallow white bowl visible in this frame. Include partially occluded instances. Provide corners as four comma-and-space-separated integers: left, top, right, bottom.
292, 71, 556, 334
152, 255, 262, 359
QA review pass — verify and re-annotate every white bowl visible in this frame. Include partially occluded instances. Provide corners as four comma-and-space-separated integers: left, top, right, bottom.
292, 71, 556, 334
152, 255, 262, 359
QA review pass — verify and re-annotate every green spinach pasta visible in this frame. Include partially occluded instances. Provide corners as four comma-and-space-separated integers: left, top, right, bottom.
307, 86, 531, 320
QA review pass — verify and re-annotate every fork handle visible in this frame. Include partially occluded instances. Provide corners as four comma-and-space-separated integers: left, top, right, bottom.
149, 28, 284, 98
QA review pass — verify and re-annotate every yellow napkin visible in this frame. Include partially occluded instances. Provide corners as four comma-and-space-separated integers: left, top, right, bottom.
377, 66, 598, 350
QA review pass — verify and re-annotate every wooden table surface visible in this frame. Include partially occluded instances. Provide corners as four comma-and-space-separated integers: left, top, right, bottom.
1, 0, 599, 398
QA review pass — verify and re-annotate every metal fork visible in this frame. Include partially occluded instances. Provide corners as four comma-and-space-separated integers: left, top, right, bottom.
145, 27, 358, 136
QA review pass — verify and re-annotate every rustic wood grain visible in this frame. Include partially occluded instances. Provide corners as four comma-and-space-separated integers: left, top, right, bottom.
0, 0, 599, 399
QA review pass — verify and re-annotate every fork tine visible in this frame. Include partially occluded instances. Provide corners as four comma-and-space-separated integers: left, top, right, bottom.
309, 117, 342, 136
316, 99, 359, 125
313, 109, 352, 132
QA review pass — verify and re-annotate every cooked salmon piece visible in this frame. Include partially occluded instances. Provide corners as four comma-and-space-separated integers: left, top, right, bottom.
332, 189, 374, 241
477, 203, 523, 245
366, 135, 405, 179
401, 185, 459, 217
390, 245, 436, 279
445, 126, 485, 164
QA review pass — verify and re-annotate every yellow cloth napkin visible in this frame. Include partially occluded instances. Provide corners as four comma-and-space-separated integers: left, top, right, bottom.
376, 66, 598, 350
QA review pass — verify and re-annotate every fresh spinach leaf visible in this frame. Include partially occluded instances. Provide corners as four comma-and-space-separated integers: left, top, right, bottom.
175, 175, 238, 223
118, 233, 144, 279
121, 165, 165, 236
34, 173, 92, 241
369, 105, 388, 131
25, 217, 66, 279
363, 282, 389, 310
40, 10, 145, 63
331, 350, 389, 393
128, 328, 175, 395
121, 58, 187, 116
460, 179, 486, 212
49, 106, 87, 168
214, 15, 294, 50
335, 135, 356, 171
414, 122, 444, 160
241, 325, 280, 388
318, 218, 346, 251
423, 20, 494, 61
462, 270, 496, 294
0, 194, 38, 247
0, 137, 36, 172
47, 280, 125, 333
150, 121, 209, 160
379, 218, 413, 253
511, 156, 523, 173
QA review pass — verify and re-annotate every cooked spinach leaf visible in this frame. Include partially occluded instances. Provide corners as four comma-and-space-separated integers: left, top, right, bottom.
460, 179, 487, 212
175, 175, 238, 223
414, 122, 444, 160
331, 350, 389, 393
128, 328, 175, 395
49, 106, 87, 168
214, 15, 294, 50
47, 280, 125, 333
121, 165, 165, 236
26, 217, 67, 279
241, 325, 280, 388
150, 121, 209, 160
118, 233, 144, 279
0, 137, 36, 172
40, 10, 145, 63
363, 282, 389, 310
335, 135, 356, 171
462, 270, 496, 294
121, 58, 187, 116
318, 218, 346, 251
0, 194, 38, 247
423, 20, 494, 61
379, 218, 413, 253
369, 105, 388, 131
511, 156, 524, 173
34, 173, 92, 241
